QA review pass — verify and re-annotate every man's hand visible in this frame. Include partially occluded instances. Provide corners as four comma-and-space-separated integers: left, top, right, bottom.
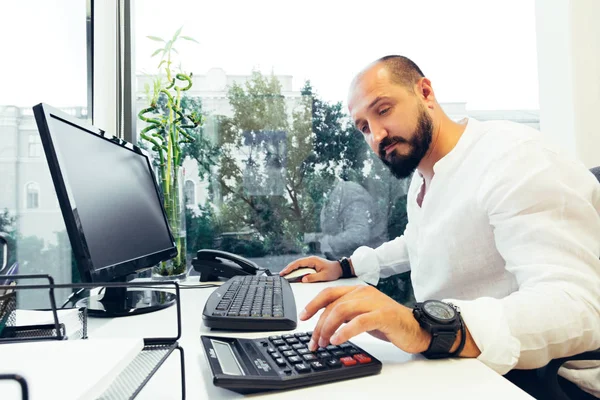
299, 285, 432, 354
279, 256, 343, 283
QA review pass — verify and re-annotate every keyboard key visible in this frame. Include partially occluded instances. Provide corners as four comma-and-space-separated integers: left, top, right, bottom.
302, 354, 317, 361
326, 358, 342, 368
297, 348, 311, 355
288, 355, 302, 364
340, 356, 357, 366
326, 345, 339, 351
294, 332, 307, 338
266, 347, 277, 353
292, 344, 305, 350
285, 338, 299, 344
353, 354, 372, 364
347, 348, 360, 355
282, 350, 296, 357
278, 345, 291, 352
268, 335, 282, 341
294, 363, 311, 373
298, 336, 311, 343
310, 361, 327, 371
270, 352, 281, 359
317, 351, 331, 359
272, 339, 285, 346
274, 358, 287, 366
339, 343, 352, 349
332, 350, 346, 357
282, 334, 294, 339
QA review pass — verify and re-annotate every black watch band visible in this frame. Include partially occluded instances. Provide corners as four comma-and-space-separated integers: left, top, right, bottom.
338, 257, 354, 279
423, 331, 457, 359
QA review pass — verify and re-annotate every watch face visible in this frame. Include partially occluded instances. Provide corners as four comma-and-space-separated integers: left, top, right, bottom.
423, 301, 456, 322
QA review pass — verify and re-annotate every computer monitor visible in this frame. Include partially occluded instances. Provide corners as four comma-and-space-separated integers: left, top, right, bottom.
33, 103, 178, 317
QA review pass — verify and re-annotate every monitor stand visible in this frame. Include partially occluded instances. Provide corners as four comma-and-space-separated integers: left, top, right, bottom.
76, 286, 176, 318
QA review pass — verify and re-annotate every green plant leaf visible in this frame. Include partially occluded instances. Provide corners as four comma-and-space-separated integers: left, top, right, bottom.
171, 48, 178, 54
172, 26, 183, 42
151, 48, 163, 57
181, 36, 200, 44
147, 36, 165, 42
158, 60, 167, 68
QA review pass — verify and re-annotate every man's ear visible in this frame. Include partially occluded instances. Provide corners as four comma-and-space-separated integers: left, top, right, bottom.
417, 77, 436, 109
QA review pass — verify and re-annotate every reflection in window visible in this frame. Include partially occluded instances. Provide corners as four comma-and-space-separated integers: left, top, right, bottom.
26, 182, 40, 209
28, 134, 42, 157
184, 180, 196, 206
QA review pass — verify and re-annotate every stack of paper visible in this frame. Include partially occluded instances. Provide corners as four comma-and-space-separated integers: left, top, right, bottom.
0, 338, 144, 400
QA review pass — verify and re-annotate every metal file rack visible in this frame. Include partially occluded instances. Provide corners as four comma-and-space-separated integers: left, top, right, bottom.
0, 274, 186, 400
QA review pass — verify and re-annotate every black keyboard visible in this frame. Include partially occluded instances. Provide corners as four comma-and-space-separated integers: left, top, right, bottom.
201, 331, 382, 394
202, 275, 297, 331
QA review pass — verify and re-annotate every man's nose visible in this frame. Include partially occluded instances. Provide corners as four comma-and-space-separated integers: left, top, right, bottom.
372, 124, 388, 145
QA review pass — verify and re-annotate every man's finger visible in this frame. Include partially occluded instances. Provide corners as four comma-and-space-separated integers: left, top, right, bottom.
318, 298, 376, 346
298, 286, 355, 321
301, 271, 325, 283
279, 258, 306, 276
329, 312, 381, 345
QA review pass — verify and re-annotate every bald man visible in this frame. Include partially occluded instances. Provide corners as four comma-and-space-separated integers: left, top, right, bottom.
281, 56, 600, 398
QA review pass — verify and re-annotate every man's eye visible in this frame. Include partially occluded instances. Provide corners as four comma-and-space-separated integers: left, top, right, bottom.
360, 125, 369, 134
379, 108, 390, 116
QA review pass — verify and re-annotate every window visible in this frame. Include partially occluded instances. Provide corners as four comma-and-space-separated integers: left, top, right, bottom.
28, 134, 42, 158
25, 182, 40, 209
134, 1, 539, 302
0, 0, 90, 307
184, 180, 196, 206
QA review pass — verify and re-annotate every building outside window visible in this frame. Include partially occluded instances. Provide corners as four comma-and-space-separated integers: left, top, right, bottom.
28, 134, 42, 157
184, 179, 196, 206
25, 182, 40, 209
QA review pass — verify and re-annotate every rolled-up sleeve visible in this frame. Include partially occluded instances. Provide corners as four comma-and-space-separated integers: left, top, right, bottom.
446, 143, 600, 374
351, 234, 411, 286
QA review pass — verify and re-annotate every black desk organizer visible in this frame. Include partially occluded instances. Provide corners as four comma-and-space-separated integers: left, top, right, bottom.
0, 274, 186, 400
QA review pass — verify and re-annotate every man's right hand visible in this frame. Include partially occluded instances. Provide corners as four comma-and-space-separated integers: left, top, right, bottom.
279, 256, 345, 283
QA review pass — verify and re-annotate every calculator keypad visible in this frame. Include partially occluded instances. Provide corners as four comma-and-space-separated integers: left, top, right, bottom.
262, 331, 374, 376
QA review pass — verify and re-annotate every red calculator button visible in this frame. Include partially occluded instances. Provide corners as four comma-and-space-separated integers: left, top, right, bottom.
340, 356, 357, 366
353, 354, 372, 364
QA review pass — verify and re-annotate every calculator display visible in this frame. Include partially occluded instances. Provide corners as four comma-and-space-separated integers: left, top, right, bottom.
212, 340, 244, 376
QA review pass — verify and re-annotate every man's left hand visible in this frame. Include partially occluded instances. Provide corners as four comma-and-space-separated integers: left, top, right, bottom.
299, 285, 432, 354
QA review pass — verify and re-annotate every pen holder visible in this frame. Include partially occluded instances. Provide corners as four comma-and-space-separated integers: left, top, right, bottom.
0, 289, 16, 336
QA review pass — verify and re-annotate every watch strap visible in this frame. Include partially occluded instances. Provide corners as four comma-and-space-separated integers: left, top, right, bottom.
422, 330, 457, 359
338, 257, 354, 279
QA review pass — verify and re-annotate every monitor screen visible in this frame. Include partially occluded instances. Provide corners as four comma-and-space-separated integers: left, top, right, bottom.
35, 105, 176, 282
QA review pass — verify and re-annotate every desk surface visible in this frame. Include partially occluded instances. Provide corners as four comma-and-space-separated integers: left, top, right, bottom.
88, 277, 533, 399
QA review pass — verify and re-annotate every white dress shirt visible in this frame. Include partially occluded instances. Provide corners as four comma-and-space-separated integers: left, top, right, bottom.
351, 118, 600, 396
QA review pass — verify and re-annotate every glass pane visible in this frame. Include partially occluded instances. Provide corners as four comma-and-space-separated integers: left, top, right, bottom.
134, 1, 539, 302
0, 1, 88, 307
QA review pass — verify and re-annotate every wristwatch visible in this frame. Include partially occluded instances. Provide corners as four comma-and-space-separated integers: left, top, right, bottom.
338, 257, 355, 279
413, 300, 464, 359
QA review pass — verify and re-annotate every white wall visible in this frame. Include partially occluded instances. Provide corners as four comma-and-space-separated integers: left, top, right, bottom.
536, 0, 600, 168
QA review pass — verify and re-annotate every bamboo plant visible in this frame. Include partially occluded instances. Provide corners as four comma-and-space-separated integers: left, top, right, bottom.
138, 27, 201, 276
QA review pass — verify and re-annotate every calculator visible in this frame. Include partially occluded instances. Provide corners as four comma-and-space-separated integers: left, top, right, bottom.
201, 331, 382, 394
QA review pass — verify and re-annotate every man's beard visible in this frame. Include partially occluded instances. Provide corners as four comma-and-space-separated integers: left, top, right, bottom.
379, 106, 433, 179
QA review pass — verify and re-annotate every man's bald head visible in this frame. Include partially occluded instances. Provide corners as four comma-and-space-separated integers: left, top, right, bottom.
351, 55, 425, 94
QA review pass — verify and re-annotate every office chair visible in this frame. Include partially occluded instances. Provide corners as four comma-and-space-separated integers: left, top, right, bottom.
535, 166, 600, 400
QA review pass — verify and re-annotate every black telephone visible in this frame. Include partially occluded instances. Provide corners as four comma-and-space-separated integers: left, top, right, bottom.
192, 249, 264, 282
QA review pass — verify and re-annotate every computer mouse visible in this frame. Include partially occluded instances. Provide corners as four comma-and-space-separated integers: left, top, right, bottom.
282, 267, 317, 283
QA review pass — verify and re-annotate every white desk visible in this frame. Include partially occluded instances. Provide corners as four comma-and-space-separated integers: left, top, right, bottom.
88, 277, 533, 399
